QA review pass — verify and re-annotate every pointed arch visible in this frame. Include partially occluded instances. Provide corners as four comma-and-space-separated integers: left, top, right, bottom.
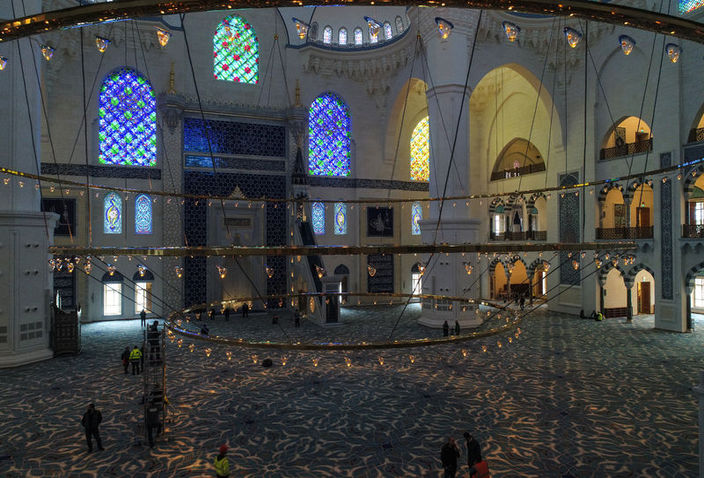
410, 116, 430, 181
213, 15, 259, 84
308, 93, 351, 177
104, 192, 123, 234
491, 138, 545, 181
135, 194, 152, 234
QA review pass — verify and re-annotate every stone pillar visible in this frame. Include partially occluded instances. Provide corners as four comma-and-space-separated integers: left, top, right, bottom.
0, 0, 59, 368
626, 280, 633, 322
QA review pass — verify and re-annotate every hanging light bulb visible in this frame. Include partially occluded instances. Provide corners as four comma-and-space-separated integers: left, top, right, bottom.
418, 264, 425, 276
481, 345, 488, 353
225, 351, 232, 361
292, 17, 310, 40
188, 344, 195, 352
364, 16, 381, 37
40, 45, 55, 61
265, 264, 274, 279
315, 265, 326, 279
204, 347, 212, 358
563, 27, 582, 48
177, 338, 183, 348
95, 36, 110, 53
175, 266, 184, 278
84, 260, 92, 274
251, 354, 258, 364
137, 264, 146, 278
464, 263, 473, 275
461, 349, 468, 358
619, 35, 635, 55
378, 356, 384, 366
408, 354, 415, 364
48, 259, 57, 271
665, 43, 681, 63
435, 17, 454, 40
156, 28, 171, 47
107, 264, 116, 276
344, 357, 352, 368
217, 265, 227, 279
572, 260, 580, 270
367, 264, 377, 277
502, 21, 521, 42
312, 357, 319, 367
0, 57, 7, 71
595, 259, 602, 269
67, 262, 75, 273
281, 355, 288, 366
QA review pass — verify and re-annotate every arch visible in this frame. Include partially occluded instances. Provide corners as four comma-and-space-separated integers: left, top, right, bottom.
508, 259, 529, 298
103, 192, 122, 234
411, 202, 423, 235
323, 25, 332, 44
309, 22, 318, 40
626, 182, 654, 228
625, 263, 656, 286
102, 270, 124, 282
410, 116, 430, 181
98, 68, 156, 167
132, 269, 155, 281
597, 182, 624, 203
312, 202, 325, 235
411, 262, 424, 273
684, 166, 704, 195
600, 116, 652, 159
600, 186, 626, 229
308, 92, 351, 177
333, 202, 347, 235
491, 261, 508, 300
338, 27, 347, 46
135, 194, 152, 234
395, 16, 404, 34
625, 264, 656, 315
334, 264, 350, 275
685, 261, 704, 290
685, 174, 704, 234
213, 15, 259, 84
353, 27, 363, 46
602, 267, 628, 317
491, 138, 546, 181
384, 22, 393, 40
528, 258, 551, 298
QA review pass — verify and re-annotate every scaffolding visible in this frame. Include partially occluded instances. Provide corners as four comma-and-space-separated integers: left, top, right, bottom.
142, 323, 166, 447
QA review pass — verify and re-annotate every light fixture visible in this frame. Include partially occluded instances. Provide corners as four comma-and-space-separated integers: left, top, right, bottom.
156, 28, 171, 47
572, 260, 580, 270
435, 17, 454, 40
292, 17, 310, 40
502, 21, 520, 42
315, 265, 326, 279
138, 264, 146, 277
107, 264, 116, 276
378, 356, 384, 365
563, 27, 582, 48
665, 43, 681, 63
84, 260, 92, 274
217, 265, 227, 279
0, 57, 7, 71
67, 262, 75, 273
464, 263, 473, 275
367, 264, 377, 277
95, 36, 110, 53
265, 264, 274, 279
40, 45, 55, 61
204, 348, 212, 357
619, 35, 635, 55
364, 16, 381, 37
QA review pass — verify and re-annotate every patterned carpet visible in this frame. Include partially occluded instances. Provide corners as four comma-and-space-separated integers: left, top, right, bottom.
0, 307, 701, 477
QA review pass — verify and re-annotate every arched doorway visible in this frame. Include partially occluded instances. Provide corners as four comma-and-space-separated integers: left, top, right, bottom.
334, 264, 349, 303
491, 262, 507, 300
629, 183, 654, 231
630, 269, 655, 315
684, 174, 704, 238
600, 186, 626, 230
531, 262, 549, 300
411, 262, 424, 302
603, 268, 628, 318
508, 260, 528, 300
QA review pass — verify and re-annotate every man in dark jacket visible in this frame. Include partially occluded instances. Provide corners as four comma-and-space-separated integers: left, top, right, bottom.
81, 403, 104, 452
121, 347, 130, 374
147, 321, 160, 362
441, 437, 460, 478
463, 431, 482, 468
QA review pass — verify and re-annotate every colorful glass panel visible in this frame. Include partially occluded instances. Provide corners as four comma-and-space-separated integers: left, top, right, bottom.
410, 116, 430, 181
334, 202, 347, 235
213, 16, 259, 84
312, 202, 325, 235
339, 28, 347, 46
98, 68, 156, 166
411, 202, 422, 235
135, 194, 152, 234
308, 93, 351, 177
323, 26, 332, 44
354, 28, 363, 45
384, 22, 393, 39
104, 192, 122, 234
680, 0, 704, 13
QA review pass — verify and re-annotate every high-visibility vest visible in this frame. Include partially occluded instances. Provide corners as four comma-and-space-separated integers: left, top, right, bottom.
129, 348, 142, 360
472, 460, 490, 478
214, 455, 230, 477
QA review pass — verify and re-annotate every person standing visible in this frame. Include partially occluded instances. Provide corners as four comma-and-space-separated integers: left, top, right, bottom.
224, 307, 230, 322
242, 302, 249, 318
81, 403, 104, 452
121, 347, 130, 374
454, 321, 460, 336
140, 309, 147, 328
442, 321, 449, 337
129, 345, 142, 375
441, 437, 460, 478
147, 321, 160, 362
468, 455, 491, 477
214, 444, 230, 477
463, 432, 482, 468
145, 396, 162, 448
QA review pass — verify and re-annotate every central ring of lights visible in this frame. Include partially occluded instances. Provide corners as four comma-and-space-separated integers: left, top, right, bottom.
165, 293, 521, 350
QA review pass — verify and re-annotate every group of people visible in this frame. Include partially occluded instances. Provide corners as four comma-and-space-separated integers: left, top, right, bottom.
441, 432, 490, 477
442, 320, 461, 337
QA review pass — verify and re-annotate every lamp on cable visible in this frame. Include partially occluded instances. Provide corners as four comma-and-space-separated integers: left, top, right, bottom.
156, 28, 171, 47
619, 35, 635, 55
435, 17, 454, 40
563, 27, 582, 48
665, 43, 681, 63
265, 264, 274, 279
367, 264, 377, 277
40, 45, 55, 61
292, 17, 310, 40
95, 36, 110, 53
502, 21, 520, 42
315, 265, 326, 279
0, 57, 7, 71
217, 265, 227, 279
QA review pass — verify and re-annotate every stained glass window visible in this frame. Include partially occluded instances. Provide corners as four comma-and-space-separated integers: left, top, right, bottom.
312, 202, 325, 235
308, 93, 351, 177
323, 26, 332, 44
395, 16, 404, 34
135, 194, 152, 234
680, 0, 704, 13
98, 68, 156, 167
411, 116, 430, 181
354, 28, 363, 45
411, 202, 422, 235
213, 16, 258, 84
384, 22, 393, 39
104, 192, 122, 234
370, 28, 379, 44
339, 28, 347, 46
334, 202, 347, 235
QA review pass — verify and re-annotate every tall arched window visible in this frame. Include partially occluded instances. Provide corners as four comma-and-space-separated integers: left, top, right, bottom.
104, 192, 122, 234
312, 202, 325, 235
338, 28, 348, 46
323, 26, 332, 44
384, 22, 393, 40
410, 116, 430, 181
369, 27, 379, 44
98, 68, 156, 167
411, 202, 422, 235
334, 202, 347, 235
354, 28, 363, 46
308, 93, 351, 177
135, 194, 152, 234
213, 16, 259, 84
395, 16, 404, 34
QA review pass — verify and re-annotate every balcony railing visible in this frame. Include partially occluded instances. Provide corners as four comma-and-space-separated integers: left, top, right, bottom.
688, 128, 704, 144
490, 230, 547, 241
683, 224, 704, 238
596, 226, 653, 239
599, 138, 652, 160
490, 163, 546, 181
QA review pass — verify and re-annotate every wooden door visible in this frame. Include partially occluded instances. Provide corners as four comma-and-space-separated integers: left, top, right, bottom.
637, 207, 650, 227
638, 282, 651, 314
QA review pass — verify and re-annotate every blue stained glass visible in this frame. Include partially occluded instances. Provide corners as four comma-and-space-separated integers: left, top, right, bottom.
411, 202, 422, 235
308, 93, 351, 177
334, 202, 347, 235
135, 194, 152, 234
104, 192, 122, 234
98, 68, 156, 167
680, 0, 704, 13
312, 202, 325, 235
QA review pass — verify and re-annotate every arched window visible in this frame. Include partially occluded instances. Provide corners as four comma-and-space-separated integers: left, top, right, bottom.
102, 270, 123, 316
312, 202, 325, 235
308, 93, 352, 177
384, 22, 393, 40
309, 23, 319, 40
354, 28, 363, 46
411, 202, 422, 235
491, 138, 546, 181
104, 192, 122, 234
338, 28, 348, 46
98, 68, 156, 167
395, 16, 404, 34
135, 194, 152, 234
133, 268, 154, 314
323, 26, 332, 44
213, 16, 259, 84
369, 27, 379, 44
410, 116, 430, 181
334, 202, 347, 235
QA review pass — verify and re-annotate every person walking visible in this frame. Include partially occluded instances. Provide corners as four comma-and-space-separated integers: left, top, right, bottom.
121, 347, 130, 374
214, 444, 230, 477
81, 403, 104, 452
463, 432, 482, 468
468, 454, 491, 477
442, 321, 449, 337
129, 345, 142, 375
140, 309, 147, 328
441, 437, 460, 478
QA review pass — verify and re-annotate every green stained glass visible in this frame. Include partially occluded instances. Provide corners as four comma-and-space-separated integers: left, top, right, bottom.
213, 16, 259, 84
308, 93, 351, 177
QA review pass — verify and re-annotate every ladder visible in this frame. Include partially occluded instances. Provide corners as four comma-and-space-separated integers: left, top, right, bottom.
142, 324, 167, 446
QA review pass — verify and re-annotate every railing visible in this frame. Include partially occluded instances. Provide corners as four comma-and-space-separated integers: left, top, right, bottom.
596, 226, 653, 239
688, 128, 704, 144
490, 163, 546, 181
683, 224, 704, 238
489, 230, 547, 241
599, 138, 652, 160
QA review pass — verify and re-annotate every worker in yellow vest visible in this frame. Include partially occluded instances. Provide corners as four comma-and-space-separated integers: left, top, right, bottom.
129, 345, 142, 375
214, 444, 230, 477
